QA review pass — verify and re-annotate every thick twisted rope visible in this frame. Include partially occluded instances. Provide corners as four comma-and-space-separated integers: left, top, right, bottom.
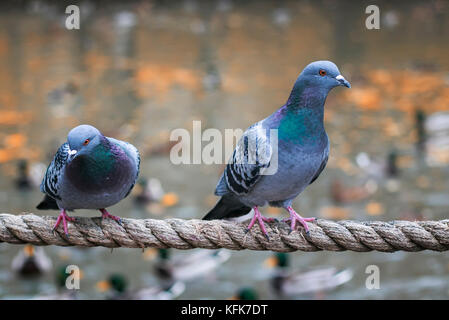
0, 213, 448, 252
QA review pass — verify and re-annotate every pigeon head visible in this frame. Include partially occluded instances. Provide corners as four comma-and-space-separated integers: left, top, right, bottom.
67, 125, 103, 159
299, 60, 351, 90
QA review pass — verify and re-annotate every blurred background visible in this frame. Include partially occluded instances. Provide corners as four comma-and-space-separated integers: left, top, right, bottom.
0, 0, 448, 299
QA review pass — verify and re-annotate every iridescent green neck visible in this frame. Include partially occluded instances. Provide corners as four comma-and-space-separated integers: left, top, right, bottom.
278, 107, 324, 143
77, 142, 115, 180
278, 84, 327, 143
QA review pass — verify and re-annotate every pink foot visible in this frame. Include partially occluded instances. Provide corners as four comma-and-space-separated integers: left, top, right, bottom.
53, 209, 75, 236
283, 206, 316, 235
99, 208, 123, 225
245, 207, 277, 240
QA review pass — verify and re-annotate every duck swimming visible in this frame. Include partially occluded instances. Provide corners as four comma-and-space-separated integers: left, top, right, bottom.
32, 265, 80, 300
154, 248, 231, 282
265, 253, 353, 297
96, 273, 185, 300
11, 244, 52, 277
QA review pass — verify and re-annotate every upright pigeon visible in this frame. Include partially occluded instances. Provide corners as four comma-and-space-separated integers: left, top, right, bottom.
37, 124, 140, 235
203, 61, 350, 238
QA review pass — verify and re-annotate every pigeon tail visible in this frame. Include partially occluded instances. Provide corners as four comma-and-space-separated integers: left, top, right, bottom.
203, 196, 251, 220
36, 194, 59, 210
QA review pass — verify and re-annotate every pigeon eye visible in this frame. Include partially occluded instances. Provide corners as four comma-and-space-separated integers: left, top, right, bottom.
319, 69, 327, 76
83, 139, 90, 146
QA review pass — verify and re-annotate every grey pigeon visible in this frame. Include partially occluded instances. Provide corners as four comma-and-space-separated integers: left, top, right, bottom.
203, 61, 350, 238
37, 124, 140, 235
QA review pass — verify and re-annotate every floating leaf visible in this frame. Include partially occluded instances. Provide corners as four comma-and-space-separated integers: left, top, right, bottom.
365, 202, 385, 216
4, 133, 26, 148
161, 192, 179, 207
266, 207, 282, 216
320, 206, 351, 219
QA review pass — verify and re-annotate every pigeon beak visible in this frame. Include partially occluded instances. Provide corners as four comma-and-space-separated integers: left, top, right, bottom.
336, 75, 351, 88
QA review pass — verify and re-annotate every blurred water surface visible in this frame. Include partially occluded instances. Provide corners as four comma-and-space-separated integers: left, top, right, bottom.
0, 0, 448, 299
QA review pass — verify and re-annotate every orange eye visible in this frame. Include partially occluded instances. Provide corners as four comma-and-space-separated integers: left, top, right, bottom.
83, 139, 90, 146
319, 69, 327, 76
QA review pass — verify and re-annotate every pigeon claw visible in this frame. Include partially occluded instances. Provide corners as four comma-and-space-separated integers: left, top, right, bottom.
53, 209, 73, 237
285, 206, 315, 235
99, 208, 123, 226
246, 207, 273, 240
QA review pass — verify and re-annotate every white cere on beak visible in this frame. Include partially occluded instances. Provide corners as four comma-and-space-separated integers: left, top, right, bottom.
336, 74, 351, 88
68, 149, 77, 156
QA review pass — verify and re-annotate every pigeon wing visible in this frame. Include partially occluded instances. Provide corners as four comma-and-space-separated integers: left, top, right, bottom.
221, 123, 273, 196
309, 142, 329, 185
309, 154, 328, 185
40, 142, 70, 201
107, 137, 140, 198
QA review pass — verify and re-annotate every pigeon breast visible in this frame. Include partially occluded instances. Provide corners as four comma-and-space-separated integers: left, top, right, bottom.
58, 137, 138, 209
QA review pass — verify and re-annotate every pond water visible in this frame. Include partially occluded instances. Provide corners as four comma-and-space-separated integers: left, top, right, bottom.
0, 0, 448, 299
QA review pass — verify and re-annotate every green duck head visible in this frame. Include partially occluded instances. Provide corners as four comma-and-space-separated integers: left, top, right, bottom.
158, 248, 171, 261
108, 274, 128, 293
236, 287, 258, 300
275, 252, 289, 268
